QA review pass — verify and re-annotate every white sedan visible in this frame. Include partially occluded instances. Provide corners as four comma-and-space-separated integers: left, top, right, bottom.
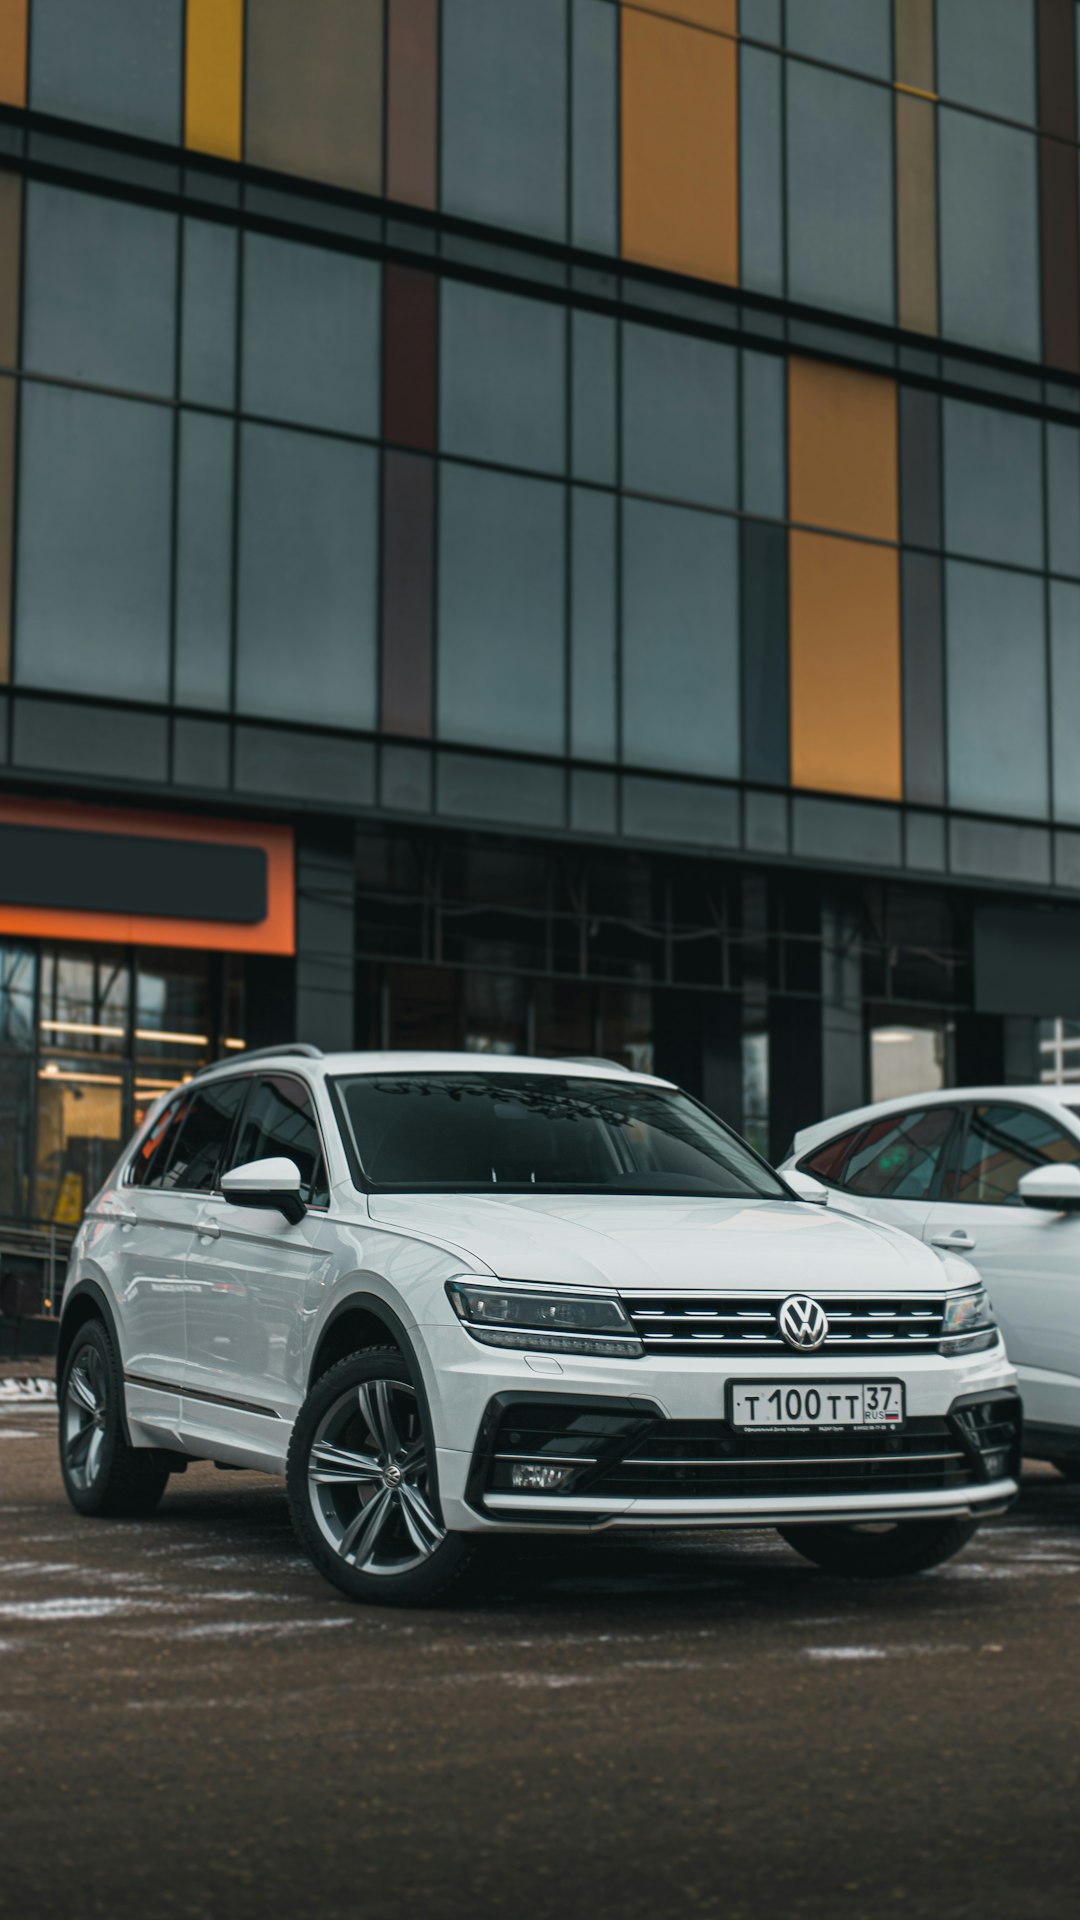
782, 1084, 1080, 1475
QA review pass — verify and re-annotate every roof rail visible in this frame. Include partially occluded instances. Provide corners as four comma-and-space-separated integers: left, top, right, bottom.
203, 1042, 324, 1072
559, 1056, 632, 1073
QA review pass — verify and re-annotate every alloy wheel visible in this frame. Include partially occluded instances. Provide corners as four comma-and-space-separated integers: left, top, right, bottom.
306, 1377, 444, 1576
63, 1343, 109, 1492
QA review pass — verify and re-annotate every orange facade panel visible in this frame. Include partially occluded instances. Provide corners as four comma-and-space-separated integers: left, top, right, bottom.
789, 531, 902, 803
788, 357, 899, 542
0, 0, 27, 107
0, 800, 296, 955
626, 1, 736, 29
621, 7, 738, 287
185, 0, 244, 161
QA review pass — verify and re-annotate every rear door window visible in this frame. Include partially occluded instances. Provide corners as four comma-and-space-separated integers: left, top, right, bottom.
130, 1097, 185, 1189
838, 1106, 959, 1200
949, 1103, 1080, 1206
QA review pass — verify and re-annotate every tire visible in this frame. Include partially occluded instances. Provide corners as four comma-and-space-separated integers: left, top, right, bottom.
1048, 1458, 1080, 1482
287, 1347, 476, 1607
776, 1515, 981, 1579
58, 1319, 170, 1519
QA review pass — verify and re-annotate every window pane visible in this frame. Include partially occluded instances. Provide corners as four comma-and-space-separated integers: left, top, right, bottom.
244, 0, 383, 195
181, 218, 237, 410
16, 384, 172, 703
23, 183, 177, 397
571, 309, 616, 487
30, 0, 182, 143
742, 350, 784, 518
842, 1107, 957, 1199
739, 46, 783, 296
936, 0, 1036, 124
1050, 579, 1080, 824
621, 9, 738, 285
442, 0, 568, 241
242, 233, 379, 437
230, 1074, 328, 1206
786, 0, 891, 79
943, 400, 1043, 571
946, 561, 1048, 820
1047, 424, 1080, 579
623, 323, 736, 510
571, 0, 616, 254
570, 486, 616, 762
801, 1127, 866, 1187
952, 1103, 1080, 1205
162, 1077, 247, 1193
938, 110, 1039, 361
786, 63, 894, 325
437, 464, 565, 755
130, 1096, 184, 1189
440, 280, 566, 475
622, 498, 739, 779
237, 423, 377, 729
175, 411, 233, 712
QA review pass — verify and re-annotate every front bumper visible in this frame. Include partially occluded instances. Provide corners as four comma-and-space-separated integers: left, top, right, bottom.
419, 1324, 1020, 1534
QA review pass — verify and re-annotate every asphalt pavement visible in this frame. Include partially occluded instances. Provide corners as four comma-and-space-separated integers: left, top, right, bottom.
2, 1375, 1079, 1920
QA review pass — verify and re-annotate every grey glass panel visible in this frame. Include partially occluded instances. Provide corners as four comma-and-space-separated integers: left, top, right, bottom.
1051, 581, 1080, 824
181, 219, 238, 411
30, 0, 182, 143
437, 752, 565, 829
440, 279, 566, 474
237, 424, 377, 730
571, 0, 616, 255
172, 718, 229, 789
741, 351, 784, 519
900, 387, 942, 550
943, 400, 1043, 571
622, 499, 739, 780
739, 0, 782, 43
242, 234, 380, 436
235, 728, 376, 806
1047, 424, 1080, 580
793, 797, 902, 868
902, 552, 945, 807
739, 46, 783, 298
622, 778, 739, 850
622, 323, 737, 509
938, 111, 1039, 362
175, 412, 233, 713
786, 63, 894, 325
16, 384, 171, 702
571, 487, 616, 763
571, 309, 616, 486
13, 698, 168, 783
442, 0, 568, 242
936, 0, 1036, 124
23, 183, 177, 396
741, 518, 788, 785
946, 560, 1048, 820
786, 0, 891, 79
438, 464, 565, 755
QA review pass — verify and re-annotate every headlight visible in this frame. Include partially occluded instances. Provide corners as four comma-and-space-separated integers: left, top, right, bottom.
447, 1281, 644, 1358
940, 1288, 997, 1355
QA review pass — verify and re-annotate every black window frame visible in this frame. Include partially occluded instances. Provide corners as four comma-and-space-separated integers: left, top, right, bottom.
226, 1071, 331, 1212
940, 1099, 1080, 1207
798, 1103, 964, 1203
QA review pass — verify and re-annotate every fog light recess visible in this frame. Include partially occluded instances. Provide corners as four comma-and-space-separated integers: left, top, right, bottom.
510, 1462, 573, 1491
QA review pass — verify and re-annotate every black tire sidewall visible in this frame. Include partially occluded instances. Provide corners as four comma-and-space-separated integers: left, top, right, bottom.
287, 1348, 475, 1607
58, 1319, 124, 1516
777, 1515, 981, 1579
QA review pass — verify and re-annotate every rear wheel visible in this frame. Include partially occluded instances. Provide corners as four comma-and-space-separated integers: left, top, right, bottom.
287, 1348, 475, 1607
777, 1515, 981, 1579
58, 1319, 170, 1518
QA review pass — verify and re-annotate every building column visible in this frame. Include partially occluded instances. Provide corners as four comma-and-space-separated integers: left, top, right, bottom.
294, 825, 355, 1053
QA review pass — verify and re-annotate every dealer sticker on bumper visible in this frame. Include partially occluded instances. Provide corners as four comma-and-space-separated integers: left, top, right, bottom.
729, 1381, 906, 1430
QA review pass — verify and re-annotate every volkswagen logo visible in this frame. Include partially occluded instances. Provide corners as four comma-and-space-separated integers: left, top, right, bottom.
777, 1295, 830, 1352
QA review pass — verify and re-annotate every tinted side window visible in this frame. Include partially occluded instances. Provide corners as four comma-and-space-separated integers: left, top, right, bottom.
841, 1107, 957, 1200
951, 1104, 1080, 1206
162, 1077, 247, 1194
800, 1127, 867, 1187
130, 1097, 185, 1188
229, 1075, 329, 1207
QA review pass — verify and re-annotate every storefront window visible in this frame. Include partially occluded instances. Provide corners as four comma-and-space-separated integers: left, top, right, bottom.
870, 1021, 949, 1103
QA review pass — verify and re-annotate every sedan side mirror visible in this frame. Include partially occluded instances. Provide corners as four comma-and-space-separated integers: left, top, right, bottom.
784, 1169, 830, 1206
221, 1157, 306, 1225
1018, 1164, 1080, 1213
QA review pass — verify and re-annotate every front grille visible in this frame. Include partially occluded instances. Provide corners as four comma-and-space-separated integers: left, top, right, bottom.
475, 1393, 1022, 1506
621, 1292, 949, 1356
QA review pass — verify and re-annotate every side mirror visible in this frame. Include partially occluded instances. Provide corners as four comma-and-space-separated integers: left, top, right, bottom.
221, 1157, 306, 1225
785, 1169, 830, 1206
1018, 1164, 1080, 1213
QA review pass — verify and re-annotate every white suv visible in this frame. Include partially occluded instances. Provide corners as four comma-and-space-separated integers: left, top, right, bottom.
57, 1047, 1020, 1605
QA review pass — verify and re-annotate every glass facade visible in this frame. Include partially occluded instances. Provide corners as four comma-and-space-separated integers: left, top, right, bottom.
1, 0, 1079, 1233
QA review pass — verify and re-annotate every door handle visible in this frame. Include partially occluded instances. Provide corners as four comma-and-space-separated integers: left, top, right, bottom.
115, 1206, 138, 1227
931, 1232, 976, 1252
195, 1219, 221, 1241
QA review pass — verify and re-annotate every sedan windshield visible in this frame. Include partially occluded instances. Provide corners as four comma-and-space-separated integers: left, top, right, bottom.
331, 1072, 787, 1199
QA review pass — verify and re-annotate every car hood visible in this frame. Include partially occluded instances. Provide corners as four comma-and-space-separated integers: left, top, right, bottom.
365, 1193, 946, 1292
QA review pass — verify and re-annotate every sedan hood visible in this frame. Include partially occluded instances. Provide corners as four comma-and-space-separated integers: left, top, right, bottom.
366, 1193, 946, 1293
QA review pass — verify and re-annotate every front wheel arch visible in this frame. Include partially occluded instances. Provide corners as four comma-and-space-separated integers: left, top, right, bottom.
57, 1280, 132, 1442
306, 1294, 440, 1519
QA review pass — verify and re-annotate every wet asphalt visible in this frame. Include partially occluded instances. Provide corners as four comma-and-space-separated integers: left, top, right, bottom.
1, 1380, 1079, 1920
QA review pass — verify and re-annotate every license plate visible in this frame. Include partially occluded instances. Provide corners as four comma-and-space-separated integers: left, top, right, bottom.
728, 1381, 906, 1430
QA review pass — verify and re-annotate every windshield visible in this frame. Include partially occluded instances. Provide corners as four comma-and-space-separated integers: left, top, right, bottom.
331, 1072, 787, 1199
